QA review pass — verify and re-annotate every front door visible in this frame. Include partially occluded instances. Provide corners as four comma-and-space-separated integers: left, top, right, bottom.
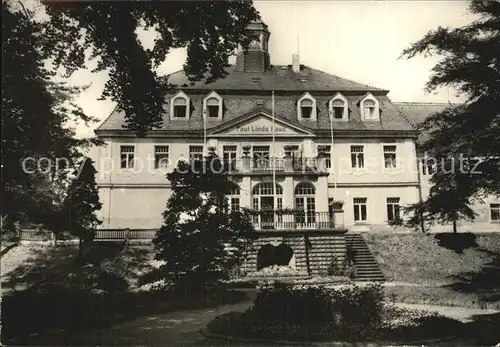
261, 196, 274, 229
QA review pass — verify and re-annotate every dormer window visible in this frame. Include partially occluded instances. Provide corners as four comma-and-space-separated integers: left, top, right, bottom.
301, 99, 313, 118
203, 91, 223, 120
360, 93, 380, 121
364, 100, 376, 119
297, 93, 317, 120
170, 91, 190, 119
329, 93, 349, 121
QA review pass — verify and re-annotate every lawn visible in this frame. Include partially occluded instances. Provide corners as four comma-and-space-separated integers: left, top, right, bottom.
364, 232, 500, 308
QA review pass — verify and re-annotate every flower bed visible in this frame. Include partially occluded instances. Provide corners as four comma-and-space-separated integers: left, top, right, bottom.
207, 282, 463, 343
247, 265, 308, 278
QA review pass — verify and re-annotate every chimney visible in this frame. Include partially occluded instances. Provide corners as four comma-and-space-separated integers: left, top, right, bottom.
292, 53, 300, 73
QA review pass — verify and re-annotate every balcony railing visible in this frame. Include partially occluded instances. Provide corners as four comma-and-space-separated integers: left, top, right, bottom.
251, 158, 285, 172
251, 211, 336, 230
218, 157, 326, 174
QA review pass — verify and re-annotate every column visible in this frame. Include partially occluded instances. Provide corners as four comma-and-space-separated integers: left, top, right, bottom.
283, 177, 294, 208
240, 177, 252, 208
316, 176, 329, 213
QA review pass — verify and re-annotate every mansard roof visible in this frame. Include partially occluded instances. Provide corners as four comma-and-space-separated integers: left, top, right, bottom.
96, 93, 415, 135
166, 64, 387, 92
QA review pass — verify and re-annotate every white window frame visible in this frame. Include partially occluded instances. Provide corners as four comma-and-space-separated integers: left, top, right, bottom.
189, 145, 204, 161
154, 145, 170, 171
490, 203, 500, 222
350, 144, 365, 169
382, 144, 398, 169
386, 197, 401, 222
360, 93, 380, 121
203, 91, 223, 120
297, 92, 317, 121
227, 183, 241, 213
353, 197, 368, 223
317, 144, 331, 169
119, 144, 136, 170
170, 91, 190, 120
329, 93, 348, 121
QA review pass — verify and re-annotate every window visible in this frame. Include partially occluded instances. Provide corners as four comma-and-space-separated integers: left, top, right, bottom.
363, 100, 376, 119
223, 145, 238, 170
491, 204, 500, 222
383, 145, 397, 168
170, 91, 190, 119
189, 145, 204, 161
300, 99, 313, 119
297, 93, 317, 120
173, 98, 187, 118
120, 145, 135, 169
387, 197, 401, 221
295, 182, 317, 226
206, 98, 219, 118
227, 183, 240, 213
154, 145, 169, 169
353, 198, 367, 222
332, 100, 345, 119
360, 94, 380, 121
317, 145, 331, 168
253, 145, 270, 169
329, 93, 348, 121
203, 92, 223, 119
351, 145, 364, 169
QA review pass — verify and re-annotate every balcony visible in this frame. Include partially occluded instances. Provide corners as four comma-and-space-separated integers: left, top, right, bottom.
222, 156, 328, 175
251, 211, 338, 230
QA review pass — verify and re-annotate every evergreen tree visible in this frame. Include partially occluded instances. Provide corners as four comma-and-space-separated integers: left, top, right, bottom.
146, 153, 255, 294
393, 1, 500, 232
42, 0, 260, 134
60, 158, 102, 258
2, 2, 100, 233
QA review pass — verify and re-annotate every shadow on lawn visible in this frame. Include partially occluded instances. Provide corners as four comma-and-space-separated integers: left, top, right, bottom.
1, 242, 249, 345
445, 248, 500, 303
434, 232, 479, 254
459, 311, 500, 345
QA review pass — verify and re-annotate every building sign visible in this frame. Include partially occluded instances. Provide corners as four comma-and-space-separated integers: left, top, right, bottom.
222, 116, 300, 136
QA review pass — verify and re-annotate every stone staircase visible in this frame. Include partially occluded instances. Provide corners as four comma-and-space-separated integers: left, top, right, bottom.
345, 233, 385, 282
307, 235, 346, 275
242, 233, 346, 275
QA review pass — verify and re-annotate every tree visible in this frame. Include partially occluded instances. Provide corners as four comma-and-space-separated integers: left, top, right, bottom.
144, 153, 255, 295
59, 157, 102, 258
392, 1, 500, 232
2, 2, 100, 233
42, 0, 260, 134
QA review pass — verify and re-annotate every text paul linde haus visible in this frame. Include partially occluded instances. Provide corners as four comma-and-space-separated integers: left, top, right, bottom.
235, 124, 288, 133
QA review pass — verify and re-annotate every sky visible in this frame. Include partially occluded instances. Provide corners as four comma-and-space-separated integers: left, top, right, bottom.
57, 1, 477, 138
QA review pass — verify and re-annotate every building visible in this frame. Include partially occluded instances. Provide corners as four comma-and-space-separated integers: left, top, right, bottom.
92, 20, 499, 239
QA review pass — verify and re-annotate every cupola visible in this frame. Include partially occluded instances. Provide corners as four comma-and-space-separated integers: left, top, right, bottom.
235, 20, 271, 72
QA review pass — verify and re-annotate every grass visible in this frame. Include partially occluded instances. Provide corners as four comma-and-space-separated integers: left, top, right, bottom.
364, 232, 500, 308
384, 285, 500, 310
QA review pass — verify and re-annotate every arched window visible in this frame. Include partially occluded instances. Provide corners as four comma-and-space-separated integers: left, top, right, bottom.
170, 91, 190, 119
203, 91, 223, 119
297, 93, 317, 120
329, 93, 348, 120
252, 183, 283, 229
295, 182, 316, 226
361, 93, 379, 120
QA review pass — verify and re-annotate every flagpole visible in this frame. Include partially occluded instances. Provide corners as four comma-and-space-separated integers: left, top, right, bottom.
272, 91, 276, 210
203, 109, 207, 156
330, 109, 338, 201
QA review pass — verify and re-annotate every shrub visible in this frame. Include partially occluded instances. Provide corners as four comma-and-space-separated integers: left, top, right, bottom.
326, 256, 345, 276
251, 282, 385, 340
